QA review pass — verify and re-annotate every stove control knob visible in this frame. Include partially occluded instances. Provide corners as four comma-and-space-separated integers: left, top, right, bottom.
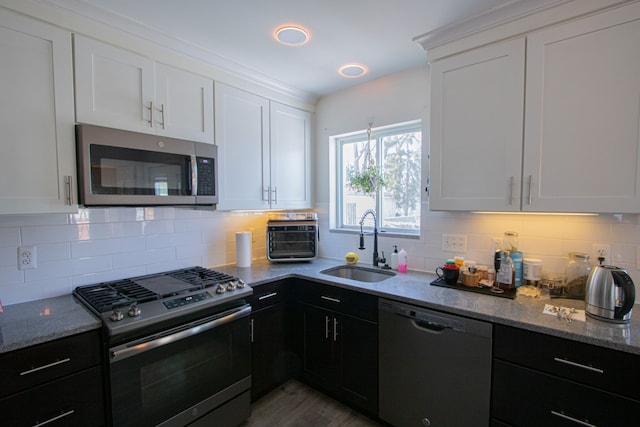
128, 304, 141, 317
226, 281, 237, 291
215, 284, 226, 294
110, 309, 124, 322
236, 279, 246, 288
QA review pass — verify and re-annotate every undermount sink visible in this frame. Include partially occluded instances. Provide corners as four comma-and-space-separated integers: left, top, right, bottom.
320, 265, 395, 283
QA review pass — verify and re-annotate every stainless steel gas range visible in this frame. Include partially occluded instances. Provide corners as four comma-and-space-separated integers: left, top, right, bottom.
73, 266, 253, 427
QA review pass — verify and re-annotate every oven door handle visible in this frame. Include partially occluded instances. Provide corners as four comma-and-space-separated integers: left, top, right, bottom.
110, 305, 251, 362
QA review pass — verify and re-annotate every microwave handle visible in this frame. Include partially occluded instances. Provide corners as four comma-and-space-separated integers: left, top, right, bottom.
189, 155, 196, 195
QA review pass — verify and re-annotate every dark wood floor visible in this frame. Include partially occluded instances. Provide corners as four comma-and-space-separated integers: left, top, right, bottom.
242, 380, 383, 427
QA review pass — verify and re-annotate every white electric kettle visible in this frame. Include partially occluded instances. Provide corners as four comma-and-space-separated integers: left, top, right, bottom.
585, 265, 635, 323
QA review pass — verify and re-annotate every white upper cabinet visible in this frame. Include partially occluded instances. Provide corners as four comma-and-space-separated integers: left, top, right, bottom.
429, 2, 640, 213
269, 101, 312, 209
155, 63, 214, 142
430, 38, 525, 211
74, 36, 214, 143
214, 83, 270, 210
0, 9, 76, 214
214, 83, 312, 210
523, 5, 640, 213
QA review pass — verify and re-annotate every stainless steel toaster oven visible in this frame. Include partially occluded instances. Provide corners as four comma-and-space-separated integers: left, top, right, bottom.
267, 212, 318, 262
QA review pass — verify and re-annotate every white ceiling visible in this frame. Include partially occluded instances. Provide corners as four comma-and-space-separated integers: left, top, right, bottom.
56, 0, 520, 100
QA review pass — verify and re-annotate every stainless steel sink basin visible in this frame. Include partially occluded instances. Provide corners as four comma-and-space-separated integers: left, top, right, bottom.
320, 265, 395, 282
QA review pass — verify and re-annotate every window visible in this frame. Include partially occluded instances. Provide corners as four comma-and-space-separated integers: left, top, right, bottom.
335, 121, 422, 235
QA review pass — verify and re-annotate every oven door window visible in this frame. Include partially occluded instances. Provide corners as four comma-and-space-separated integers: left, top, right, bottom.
109, 313, 250, 427
269, 229, 317, 258
90, 144, 192, 196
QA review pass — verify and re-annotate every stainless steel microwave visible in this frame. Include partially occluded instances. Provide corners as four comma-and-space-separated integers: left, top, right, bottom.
76, 124, 218, 206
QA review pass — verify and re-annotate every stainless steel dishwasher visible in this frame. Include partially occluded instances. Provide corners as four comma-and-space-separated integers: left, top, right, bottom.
379, 299, 492, 427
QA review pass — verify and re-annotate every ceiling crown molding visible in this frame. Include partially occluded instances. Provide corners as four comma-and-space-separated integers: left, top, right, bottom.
35, 0, 317, 105
413, 0, 574, 50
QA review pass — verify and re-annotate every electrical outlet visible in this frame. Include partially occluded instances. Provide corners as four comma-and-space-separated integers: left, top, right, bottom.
18, 246, 37, 270
592, 244, 611, 264
491, 237, 502, 253
442, 234, 467, 253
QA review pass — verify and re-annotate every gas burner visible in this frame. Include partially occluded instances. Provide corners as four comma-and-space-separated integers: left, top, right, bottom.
73, 266, 252, 340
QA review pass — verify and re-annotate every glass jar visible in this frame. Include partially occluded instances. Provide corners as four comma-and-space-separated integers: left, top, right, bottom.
502, 231, 519, 253
564, 252, 591, 299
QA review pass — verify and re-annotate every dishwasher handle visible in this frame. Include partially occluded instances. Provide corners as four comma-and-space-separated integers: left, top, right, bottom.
414, 319, 449, 332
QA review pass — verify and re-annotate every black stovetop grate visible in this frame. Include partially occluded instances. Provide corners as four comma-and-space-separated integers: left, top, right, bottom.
74, 279, 158, 313
74, 266, 237, 313
168, 266, 236, 288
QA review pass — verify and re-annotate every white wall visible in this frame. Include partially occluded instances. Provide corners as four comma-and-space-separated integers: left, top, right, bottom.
315, 65, 640, 292
0, 208, 268, 305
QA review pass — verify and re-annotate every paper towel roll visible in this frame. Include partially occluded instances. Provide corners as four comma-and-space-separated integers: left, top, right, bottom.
236, 232, 251, 267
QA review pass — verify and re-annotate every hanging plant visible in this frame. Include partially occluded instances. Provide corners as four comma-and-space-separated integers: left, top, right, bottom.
346, 125, 386, 195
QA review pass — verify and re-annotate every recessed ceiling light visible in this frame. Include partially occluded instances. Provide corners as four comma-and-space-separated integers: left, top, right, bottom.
339, 64, 367, 78
274, 26, 309, 46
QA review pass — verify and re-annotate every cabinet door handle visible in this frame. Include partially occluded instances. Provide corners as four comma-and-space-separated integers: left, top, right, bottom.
64, 176, 73, 206
527, 175, 533, 205
258, 292, 278, 301
325, 316, 331, 339
33, 409, 75, 427
508, 176, 514, 205
263, 186, 270, 203
550, 410, 597, 427
250, 318, 254, 343
321, 296, 341, 303
333, 318, 339, 342
553, 357, 604, 374
147, 101, 154, 127
160, 103, 166, 129
20, 358, 71, 376
272, 187, 277, 205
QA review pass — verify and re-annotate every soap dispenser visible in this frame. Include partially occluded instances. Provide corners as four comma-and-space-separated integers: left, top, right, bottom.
398, 248, 407, 273
390, 245, 399, 270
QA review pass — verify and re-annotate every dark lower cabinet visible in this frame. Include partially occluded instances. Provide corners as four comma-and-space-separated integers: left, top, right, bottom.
492, 325, 640, 426
295, 282, 378, 415
0, 330, 105, 426
251, 302, 289, 400
248, 280, 291, 401
493, 360, 640, 427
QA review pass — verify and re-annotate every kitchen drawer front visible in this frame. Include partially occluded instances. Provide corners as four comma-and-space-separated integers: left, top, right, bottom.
0, 330, 102, 398
295, 282, 377, 321
494, 325, 639, 400
492, 360, 640, 427
247, 280, 286, 310
0, 366, 105, 427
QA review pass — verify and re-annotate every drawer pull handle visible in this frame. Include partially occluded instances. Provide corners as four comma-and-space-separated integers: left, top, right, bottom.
553, 357, 604, 374
551, 410, 597, 427
20, 358, 71, 376
258, 292, 278, 301
33, 409, 75, 427
321, 296, 341, 303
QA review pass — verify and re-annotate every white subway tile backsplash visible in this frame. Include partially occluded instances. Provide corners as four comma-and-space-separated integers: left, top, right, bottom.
24, 260, 74, 281
36, 243, 71, 263
71, 236, 146, 258
0, 227, 20, 247
21, 225, 77, 245
0, 247, 16, 267
0, 266, 23, 285
113, 248, 175, 269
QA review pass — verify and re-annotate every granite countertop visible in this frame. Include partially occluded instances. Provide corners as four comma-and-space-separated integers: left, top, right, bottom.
2, 258, 638, 356
0, 294, 101, 354
214, 258, 640, 356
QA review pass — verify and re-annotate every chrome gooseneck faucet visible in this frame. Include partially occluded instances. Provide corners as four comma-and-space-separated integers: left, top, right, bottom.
358, 209, 378, 266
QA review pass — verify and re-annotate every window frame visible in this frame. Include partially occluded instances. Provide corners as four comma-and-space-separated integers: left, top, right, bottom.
333, 120, 422, 236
